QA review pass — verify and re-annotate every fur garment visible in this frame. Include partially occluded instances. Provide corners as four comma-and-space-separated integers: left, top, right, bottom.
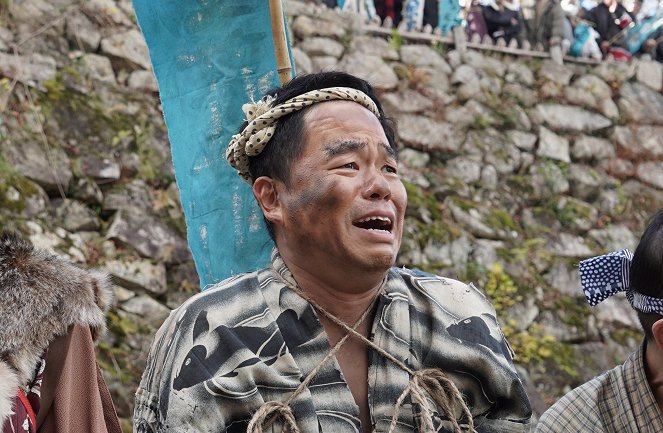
0, 232, 113, 426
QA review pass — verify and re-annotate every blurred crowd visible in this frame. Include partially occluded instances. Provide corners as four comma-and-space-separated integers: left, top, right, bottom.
319, 0, 663, 61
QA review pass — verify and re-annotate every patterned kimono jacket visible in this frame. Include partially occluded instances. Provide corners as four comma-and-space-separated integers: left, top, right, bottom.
536, 342, 663, 433
134, 249, 531, 433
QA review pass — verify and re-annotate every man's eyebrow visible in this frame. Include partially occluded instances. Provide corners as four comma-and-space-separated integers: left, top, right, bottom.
323, 140, 397, 160
379, 142, 397, 159
323, 140, 366, 158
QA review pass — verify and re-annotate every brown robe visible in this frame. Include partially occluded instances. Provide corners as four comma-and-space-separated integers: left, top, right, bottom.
37, 324, 121, 433
0, 232, 121, 433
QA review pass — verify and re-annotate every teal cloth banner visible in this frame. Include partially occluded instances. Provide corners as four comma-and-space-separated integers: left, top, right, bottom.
133, 0, 292, 288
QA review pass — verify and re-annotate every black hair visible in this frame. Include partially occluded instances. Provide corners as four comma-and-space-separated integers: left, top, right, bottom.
631, 208, 663, 340
238, 71, 397, 241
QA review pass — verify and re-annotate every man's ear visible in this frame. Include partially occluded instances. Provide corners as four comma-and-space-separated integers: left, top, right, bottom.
252, 176, 284, 226
652, 318, 663, 351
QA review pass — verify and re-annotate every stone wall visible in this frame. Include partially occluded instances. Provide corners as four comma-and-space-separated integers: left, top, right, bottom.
1, 0, 662, 428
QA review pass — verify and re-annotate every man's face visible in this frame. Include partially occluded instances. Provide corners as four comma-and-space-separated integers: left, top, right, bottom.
275, 100, 407, 274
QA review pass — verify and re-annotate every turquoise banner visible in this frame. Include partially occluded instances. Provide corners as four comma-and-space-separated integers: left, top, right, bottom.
133, 0, 292, 288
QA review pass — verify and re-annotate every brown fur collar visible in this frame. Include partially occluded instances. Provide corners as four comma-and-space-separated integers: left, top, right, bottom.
0, 231, 113, 424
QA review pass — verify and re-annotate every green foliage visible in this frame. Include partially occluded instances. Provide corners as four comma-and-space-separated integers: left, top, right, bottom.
0, 0, 10, 25
486, 208, 519, 232
409, 218, 459, 249
389, 29, 403, 51
449, 196, 476, 212
339, 30, 352, 50
431, 40, 447, 56
554, 296, 592, 328
553, 198, 594, 230
506, 174, 537, 198
119, 418, 133, 433
97, 310, 153, 405
469, 114, 493, 130
538, 159, 569, 187
611, 327, 642, 346
0, 153, 37, 214
485, 264, 577, 376
40, 70, 173, 187
503, 237, 547, 264
0, 77, 11, 92
505, 322, 577, 377
493, 107, 518, 129
404, 181, 441, 220
484, 263, 523, 312
484, 262, 578, 378
106, 310, 141, 337
402, 181, 462, 251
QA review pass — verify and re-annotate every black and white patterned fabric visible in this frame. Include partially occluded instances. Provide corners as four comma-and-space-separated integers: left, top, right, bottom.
134, 249, 532, 433
579, 249, 633, 306
631, 291, 663, 315
579, 249, 663, 315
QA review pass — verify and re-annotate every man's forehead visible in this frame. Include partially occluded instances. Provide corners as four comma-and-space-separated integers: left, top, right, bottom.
301, 100, 393, 154
302, 99, 379, 123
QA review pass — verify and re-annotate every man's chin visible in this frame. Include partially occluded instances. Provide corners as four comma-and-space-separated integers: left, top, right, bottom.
360, 253, 397, 271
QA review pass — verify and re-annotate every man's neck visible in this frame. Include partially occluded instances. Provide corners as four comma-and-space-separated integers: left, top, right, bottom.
644, 339, 663, 412
279, 254, 387, 324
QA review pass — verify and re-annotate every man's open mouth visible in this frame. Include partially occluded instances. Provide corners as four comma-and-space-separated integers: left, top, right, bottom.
352, 216, 393, 233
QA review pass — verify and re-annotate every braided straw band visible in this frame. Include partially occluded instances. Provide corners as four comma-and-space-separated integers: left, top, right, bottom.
226, 87, 381, 183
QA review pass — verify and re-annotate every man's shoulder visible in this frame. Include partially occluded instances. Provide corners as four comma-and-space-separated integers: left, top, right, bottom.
389, 267, 496, 316
536, 367, 617, 432
171, 268, 269, 322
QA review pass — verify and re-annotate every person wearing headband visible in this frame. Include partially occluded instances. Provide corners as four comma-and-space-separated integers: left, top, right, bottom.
134, 71, 531, 433
536, 207, 663, 432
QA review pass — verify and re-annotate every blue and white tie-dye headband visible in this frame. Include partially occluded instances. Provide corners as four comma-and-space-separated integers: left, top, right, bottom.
579, 249, 663, 315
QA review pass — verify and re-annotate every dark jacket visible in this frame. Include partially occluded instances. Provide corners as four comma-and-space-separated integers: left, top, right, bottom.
586, 3, 635, 45
482, 4, 523, 44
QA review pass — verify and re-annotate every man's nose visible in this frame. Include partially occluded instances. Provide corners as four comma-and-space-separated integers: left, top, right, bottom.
363, 168, 391, 200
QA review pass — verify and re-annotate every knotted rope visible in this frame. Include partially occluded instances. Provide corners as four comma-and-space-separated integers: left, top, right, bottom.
247, 401, 299, 433
248, 273, 474, 433
248, 286, 375, 433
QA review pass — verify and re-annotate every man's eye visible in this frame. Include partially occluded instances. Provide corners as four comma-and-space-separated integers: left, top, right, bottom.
384, 165, 398, 174
341, 162, 358, 170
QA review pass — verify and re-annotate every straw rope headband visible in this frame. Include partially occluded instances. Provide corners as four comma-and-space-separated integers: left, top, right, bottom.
579, 249, 663, 314
226, 87, 381, 183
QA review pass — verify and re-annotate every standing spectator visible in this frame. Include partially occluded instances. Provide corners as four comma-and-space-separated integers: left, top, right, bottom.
630, 0, 663, 62
585, 0, 635, 53
466, 0, 490, 40
340, 0, 379, 20
422, 0, 439, 28
375, 0, 440, 29
375, 0, 404, 23
399, 0, 439, 29
482, 0, 523, 45
523, 0, 567, 49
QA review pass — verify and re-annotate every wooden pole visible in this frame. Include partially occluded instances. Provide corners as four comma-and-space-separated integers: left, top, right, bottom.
269, 0, 293, 85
